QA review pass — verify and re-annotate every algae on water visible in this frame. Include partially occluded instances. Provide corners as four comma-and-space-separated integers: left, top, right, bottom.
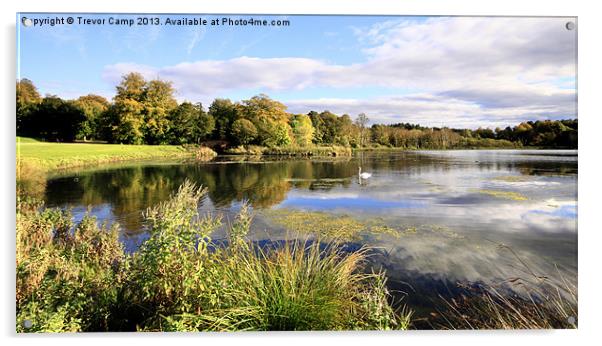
491, 175, 531, 183
261, 209, 464, 241
476, 189, 528, 201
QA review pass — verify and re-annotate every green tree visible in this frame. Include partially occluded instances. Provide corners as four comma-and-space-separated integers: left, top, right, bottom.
143, 79, 178, 144
106, 98, 145, 144
114, 72, 146, 102
289, 114, 314, 147
515, 122, 534, 145
242, 94, 292, 147
268, 122, 292, 147
337, 114, 354, 146
16, 79, 41, 134
308, 111, 324, 144
371, 124, 391, 146
316, 111, 339, 144
168, 102, 200, 144
24, 96, 86, 142
196, 103, 216, 142
355, 113, 369, 147
208, 98, 240, 141
231, 118, 258, 145
474, 127, 495, 139
103, 73, 147, 144
73, 94, 110, 141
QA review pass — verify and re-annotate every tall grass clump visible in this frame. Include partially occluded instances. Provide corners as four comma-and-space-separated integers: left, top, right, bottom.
16, 159, 47, 201
127, 181, 410, 331
17, 180, 410, 332
192, 239, 410, 331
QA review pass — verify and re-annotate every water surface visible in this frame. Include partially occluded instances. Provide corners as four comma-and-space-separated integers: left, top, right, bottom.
44, 150, 578, 314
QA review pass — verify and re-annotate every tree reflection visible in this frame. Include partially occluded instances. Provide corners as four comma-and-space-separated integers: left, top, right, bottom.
44, 159, 357, 233
43, 152, 577, 234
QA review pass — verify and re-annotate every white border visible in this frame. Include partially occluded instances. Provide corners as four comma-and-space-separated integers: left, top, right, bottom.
2, 1, 601, 345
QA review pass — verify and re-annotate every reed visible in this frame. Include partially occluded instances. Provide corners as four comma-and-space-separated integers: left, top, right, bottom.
431, 244, 577, 329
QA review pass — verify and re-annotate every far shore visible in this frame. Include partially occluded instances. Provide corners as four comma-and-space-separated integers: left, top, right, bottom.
16, 137, 575, 174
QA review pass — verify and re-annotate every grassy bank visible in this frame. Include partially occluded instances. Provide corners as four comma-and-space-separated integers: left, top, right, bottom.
16, 181, 411, 332
17, 137, 217, 172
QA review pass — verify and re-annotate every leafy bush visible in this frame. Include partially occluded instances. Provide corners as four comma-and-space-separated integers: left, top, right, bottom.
17, 202, 124, 332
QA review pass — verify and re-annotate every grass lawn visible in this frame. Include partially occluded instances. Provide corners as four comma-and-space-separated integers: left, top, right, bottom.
17, 137, 194, 171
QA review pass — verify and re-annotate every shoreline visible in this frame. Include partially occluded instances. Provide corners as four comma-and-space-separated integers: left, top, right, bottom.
16, 138, 577, 174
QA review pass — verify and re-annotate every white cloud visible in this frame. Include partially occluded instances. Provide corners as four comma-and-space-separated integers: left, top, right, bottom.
102, 17, 576, 127
285, 92, 573, 128
104, 57, 328, 96
186, 28, 205, 56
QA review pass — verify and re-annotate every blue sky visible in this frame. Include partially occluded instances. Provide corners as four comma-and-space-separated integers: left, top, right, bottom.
17, 14, 576, 128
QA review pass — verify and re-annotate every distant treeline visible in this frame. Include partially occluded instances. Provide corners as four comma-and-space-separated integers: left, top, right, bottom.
17, 74, 577, 149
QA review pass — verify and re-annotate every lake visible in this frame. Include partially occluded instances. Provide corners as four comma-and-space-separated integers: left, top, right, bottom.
43, 150, 578, 317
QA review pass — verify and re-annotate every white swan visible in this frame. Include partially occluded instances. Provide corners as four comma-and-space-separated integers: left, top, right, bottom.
358, 166, 372, 179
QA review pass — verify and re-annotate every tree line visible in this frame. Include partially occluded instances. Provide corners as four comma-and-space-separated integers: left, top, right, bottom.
16, 74, 577, 149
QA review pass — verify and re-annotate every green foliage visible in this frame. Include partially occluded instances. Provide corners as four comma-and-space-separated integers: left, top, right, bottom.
263, 121, 292, 147
114, 72, 146, 101
496, 120, 577, 148
457, 137, 519, 149
208, 98, 240, 141
242, 94, 289, 124
17, 181, 410, 332
128, 182, 222, 317
290, 113, 314, 147
19, 95, 86, 142
224, 145, 351, 158
106, 98, 146, 144
241, 94, 293, 147
16, 76, 577, 149
167, 102, 215, 144
310, 111, 334, 144
17, 78, 41, 104
262, 145, 352, 157
143, 80, 178, 144
103, 73, 180, 144
167, 102, 200, 144
197, 108, 216, 141
16, 201, 124, 332
73, 94, 110, 141
231, 118, 258, 145
17, 78, 42, 133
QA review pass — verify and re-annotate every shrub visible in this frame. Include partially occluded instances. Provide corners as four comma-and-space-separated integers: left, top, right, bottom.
16, 202, 124, 332
183, 144, 218, 159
